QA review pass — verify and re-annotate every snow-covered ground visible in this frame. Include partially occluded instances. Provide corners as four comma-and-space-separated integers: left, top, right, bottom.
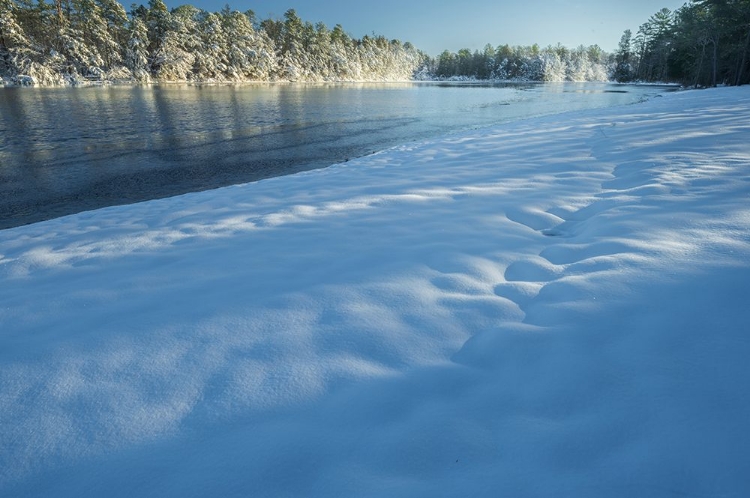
1, 86, 749, 497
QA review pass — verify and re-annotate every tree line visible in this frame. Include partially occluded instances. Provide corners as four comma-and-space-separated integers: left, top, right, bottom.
0, 0, 427, 85
614, 0, 750, 86
2, 0, 749, 86
429, 43, 609, 82
0, 0, 611, 85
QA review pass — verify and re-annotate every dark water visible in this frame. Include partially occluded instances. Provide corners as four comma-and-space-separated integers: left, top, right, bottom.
0, 82, 674, 229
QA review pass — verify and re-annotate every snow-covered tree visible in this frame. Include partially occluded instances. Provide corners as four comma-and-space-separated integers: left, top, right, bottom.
328, 23, 358, 79
539, 51, 566, 81
70, 0, 114, 72
96, 0, 128, 68
0, 0, 23, 48
307, 22, 332, 80
221, 8, 267, 80
1, 0, 34, 78
584, 45, 608, 81
124, 16, 149, 81
277, 8, 306, 80
193, 11, 227, 80
148, 3, 199, 81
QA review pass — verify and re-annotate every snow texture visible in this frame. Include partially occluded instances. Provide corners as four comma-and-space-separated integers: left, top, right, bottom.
1, 86, 750, 497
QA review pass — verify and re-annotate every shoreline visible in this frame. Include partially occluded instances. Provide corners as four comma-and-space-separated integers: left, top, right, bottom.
0, 82, 670, 231
1, 76, 683, 89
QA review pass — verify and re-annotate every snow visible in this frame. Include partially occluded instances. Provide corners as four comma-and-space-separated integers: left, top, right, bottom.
2, 86, 750, 496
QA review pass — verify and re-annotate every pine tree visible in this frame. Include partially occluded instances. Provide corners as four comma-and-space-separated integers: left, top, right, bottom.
95, 0, 128, 67
221, 8, 271, 80
0, 0, 36, 80
150, 4, 197, 81
540, 50, 565, 81
329, 23, 357, 79
194, 11, 227, 80
124, 15, 149, 81
614, 29, 633, 81
277, 8, 305, 80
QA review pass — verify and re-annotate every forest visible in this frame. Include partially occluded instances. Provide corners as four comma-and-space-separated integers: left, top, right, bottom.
1, 0, 748, 86
0, 0, 425, 85
0, 0, 429, 85
427, 0, 750, 86
613, 1, 750, 87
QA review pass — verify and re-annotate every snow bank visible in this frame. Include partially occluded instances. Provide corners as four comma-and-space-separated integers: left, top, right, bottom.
1, 87, 749, 497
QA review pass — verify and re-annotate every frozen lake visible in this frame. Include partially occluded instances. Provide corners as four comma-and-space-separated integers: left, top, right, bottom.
0, 82, 673, 229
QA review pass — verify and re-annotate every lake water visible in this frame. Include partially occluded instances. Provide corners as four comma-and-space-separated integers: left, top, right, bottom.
0, 82, 674, 229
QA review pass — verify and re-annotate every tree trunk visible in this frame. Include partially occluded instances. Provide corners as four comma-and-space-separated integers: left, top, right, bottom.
711, 37, 719, 87
637, 45, 646, 80
695, 42, 706, 88
737, 26, 750, 86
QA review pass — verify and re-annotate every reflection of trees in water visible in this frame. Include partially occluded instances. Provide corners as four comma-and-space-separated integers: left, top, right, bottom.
0, 83, 671, 229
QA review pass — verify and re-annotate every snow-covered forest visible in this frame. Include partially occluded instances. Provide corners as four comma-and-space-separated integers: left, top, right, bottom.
0, 1, 428, 85
0, 0, 616, 86
429, 43, 610, 82
3, 1, 748, 86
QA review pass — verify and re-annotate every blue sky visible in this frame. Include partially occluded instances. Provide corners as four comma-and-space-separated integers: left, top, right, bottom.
162, 0, 688, 55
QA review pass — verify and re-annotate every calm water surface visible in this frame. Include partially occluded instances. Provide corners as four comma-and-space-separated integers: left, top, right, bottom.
0, 82, 674, 229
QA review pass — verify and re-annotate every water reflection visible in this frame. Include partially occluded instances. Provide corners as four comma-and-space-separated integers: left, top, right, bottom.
0, 82, 675, 229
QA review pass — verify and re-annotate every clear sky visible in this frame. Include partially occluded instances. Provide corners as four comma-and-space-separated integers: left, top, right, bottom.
162, 0, 689, 56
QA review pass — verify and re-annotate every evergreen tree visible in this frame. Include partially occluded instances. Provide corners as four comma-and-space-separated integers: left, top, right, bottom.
614, 29, 633, 81
540, 49, 565, 81
0, 0, 36, 80
221, 8, 274, 80
123, 15, 149, 81
95, 0, 128, 67
436, 49, 456, 77
625, 1, 750, 86
194, 11, 227, 80
150, 4, 197, 80
329, 23, 357, 79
